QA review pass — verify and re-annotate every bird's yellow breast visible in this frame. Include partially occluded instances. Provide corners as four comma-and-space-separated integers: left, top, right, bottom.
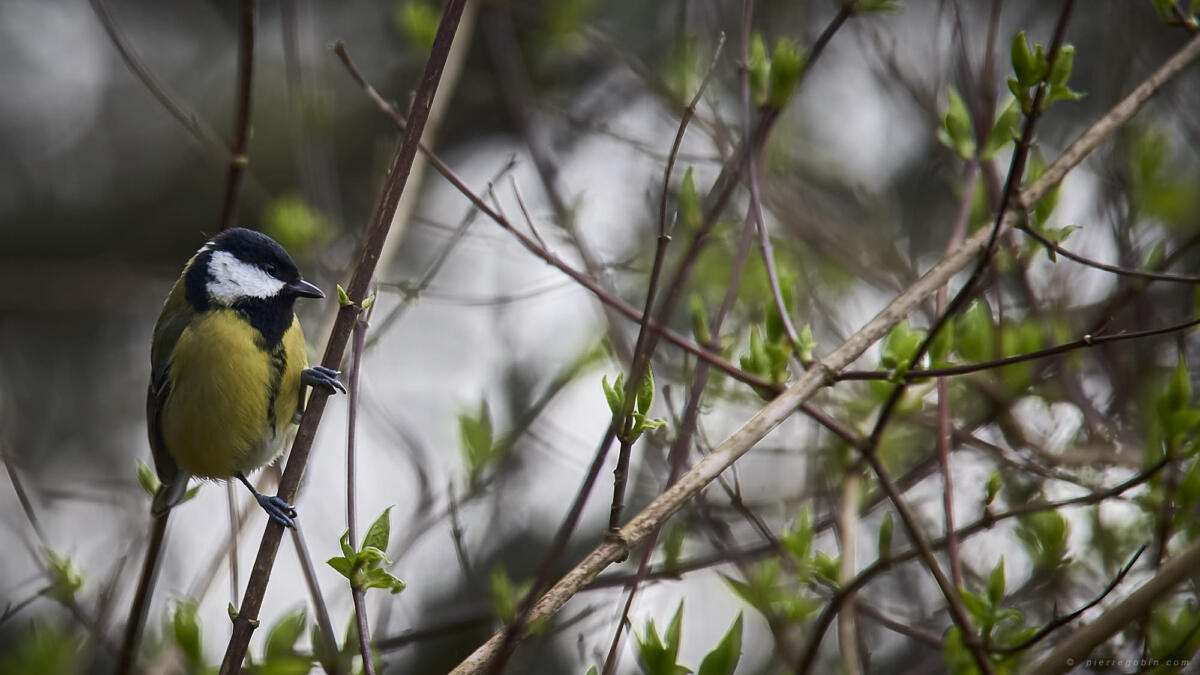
160, 309, 307, 478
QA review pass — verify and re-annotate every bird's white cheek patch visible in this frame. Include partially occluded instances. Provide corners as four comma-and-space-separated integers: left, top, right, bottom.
206, 250, 285, 305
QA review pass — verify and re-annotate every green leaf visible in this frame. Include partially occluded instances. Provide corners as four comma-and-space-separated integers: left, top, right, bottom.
44, 551, 83, 605
602, 374, 624, 417
781, 507, 814, 563
985, 473, 1002, 505
943, 626, 975, 675
340, 530, 354, 559
958, 587, 992, 627
938, 86, 976, 160
394, 1, 440, 53
172, 600, 203, 667
984, 97, 1021, 158
263, 194, 334, 257
679, 168, 702, 231
666, 37, 700, 104
775, 594, 821, 624
796, 324, 815, 362
363, 507, 393, 553
767, 38, 807, 110
265, 607, 307, 660
135, 461, 159, 496
663, 603, 685, 670
1044, 83, 1086, 109
336, 284, 351, 307
0, 624, 83, 675
662, 523, 686, 571
878, 512, 894, 559
956, 300, 995, 362
636, 603, 689, 675
460, 400, 495, 484
1049, 44, 1075, 88
638, 367, 655, 415
749, 34, 769, 107
488, 568, 520, 624
180, 483, 201, 504
361, 293, 376, 312
1016, 510, 1072, 573
1007, 77, 1029, 115
856, 0, 901, 11
813, 552, 840, 585
880, 319, 926, 372
928, 320, 954, 366
987, 557, 1006, 606
361, 567, 406, 594
697, 613, 743, 675
355, 546, 388, 567
1010, 32, 1037, 86
327, 556, 352, 579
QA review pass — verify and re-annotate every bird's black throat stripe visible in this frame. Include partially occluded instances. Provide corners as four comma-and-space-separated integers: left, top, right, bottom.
183, 249, 298, 349
232, 296, 298, 349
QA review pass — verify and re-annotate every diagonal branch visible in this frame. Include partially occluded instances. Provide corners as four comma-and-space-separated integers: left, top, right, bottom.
216, 2, 469, 671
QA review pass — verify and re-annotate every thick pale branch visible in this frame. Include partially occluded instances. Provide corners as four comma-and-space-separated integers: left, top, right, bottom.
446, 30, 1200, 675
1026, 537, 1200, 675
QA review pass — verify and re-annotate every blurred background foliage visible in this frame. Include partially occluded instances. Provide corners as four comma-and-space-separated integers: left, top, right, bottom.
2, 0, 1200, 673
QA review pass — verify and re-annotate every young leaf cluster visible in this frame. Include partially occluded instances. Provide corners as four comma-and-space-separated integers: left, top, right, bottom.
722, 508, 826, 626
631, 602, 743, 675
1007, 32, 1084, 116
603, 368, 667, 443
748, 34, 807, 110
945, 558, 1037, 674
327, 507, 407, 594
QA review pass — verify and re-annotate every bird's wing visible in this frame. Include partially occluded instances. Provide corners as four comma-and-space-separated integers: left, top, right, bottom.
147, 284, 194, 514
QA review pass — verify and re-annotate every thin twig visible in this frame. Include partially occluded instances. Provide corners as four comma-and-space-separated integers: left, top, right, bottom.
1018, 222, 1200, 283
225, 484, 241, 607
990, 544, 1146, 654
289, 519, 342, 675
217, 3, 468, 671
347, 306, 375, 675
217, 0, 256, 232
839, 312, 1200, 381
938, 159, 979, 590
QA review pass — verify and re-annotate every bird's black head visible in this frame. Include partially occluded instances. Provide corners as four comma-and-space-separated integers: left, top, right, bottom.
184, 228, 324, 346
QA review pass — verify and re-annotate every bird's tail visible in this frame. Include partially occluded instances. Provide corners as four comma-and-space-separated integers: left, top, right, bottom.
150, 470, 189, 517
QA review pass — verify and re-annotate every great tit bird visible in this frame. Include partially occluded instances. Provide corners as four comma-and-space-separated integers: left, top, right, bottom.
147, 227, 344, 527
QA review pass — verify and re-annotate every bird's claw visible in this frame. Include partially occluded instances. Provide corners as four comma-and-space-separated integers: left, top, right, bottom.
255, 493, 298, 529
302, 366, 346, 395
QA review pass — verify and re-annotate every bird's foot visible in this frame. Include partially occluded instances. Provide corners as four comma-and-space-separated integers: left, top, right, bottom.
236, 472, 298, 528
254, 493, 298, 529
302, 366, 346, 395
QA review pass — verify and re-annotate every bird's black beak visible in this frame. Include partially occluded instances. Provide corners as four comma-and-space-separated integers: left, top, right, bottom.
286, 279, 325, 299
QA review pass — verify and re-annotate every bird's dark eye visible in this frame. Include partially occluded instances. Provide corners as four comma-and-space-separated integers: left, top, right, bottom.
264, 263, 279, 277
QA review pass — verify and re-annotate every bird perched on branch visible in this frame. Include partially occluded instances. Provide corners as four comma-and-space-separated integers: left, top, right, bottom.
146, 226, 344, 525
117, 227, 344, 673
